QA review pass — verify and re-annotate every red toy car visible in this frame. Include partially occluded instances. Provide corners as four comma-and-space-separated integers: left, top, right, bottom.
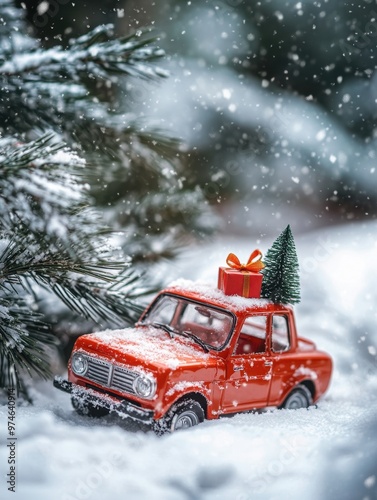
54, 280, 332, 433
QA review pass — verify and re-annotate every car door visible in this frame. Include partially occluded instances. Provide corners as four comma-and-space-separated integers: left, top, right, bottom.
267, 313, 293, 405
221, 314, 273, 412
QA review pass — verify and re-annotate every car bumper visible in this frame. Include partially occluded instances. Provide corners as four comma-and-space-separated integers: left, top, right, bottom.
53, 376, 155, 424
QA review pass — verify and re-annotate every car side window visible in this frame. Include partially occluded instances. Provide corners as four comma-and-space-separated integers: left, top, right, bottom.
234, 315, 267, 355
271, 315, 290, 352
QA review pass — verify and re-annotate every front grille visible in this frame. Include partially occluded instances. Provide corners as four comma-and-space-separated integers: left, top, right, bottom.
87, 357, 111, 386
112, 366, 138, 394
84, 355, 138, 397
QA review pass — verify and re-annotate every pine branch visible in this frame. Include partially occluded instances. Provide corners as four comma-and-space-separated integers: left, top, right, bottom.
0, 23, 168, 138
73, 116, 181, 165
0, 233, 147, 321
70, 117, 182, 192
0, 236, 147, 323
0, 134, 89, 249
0, 242, 118, 283
44, 276, 146, 326
119, 190, 213, 235
0, 24, 167, 80
0, 294, 55, 394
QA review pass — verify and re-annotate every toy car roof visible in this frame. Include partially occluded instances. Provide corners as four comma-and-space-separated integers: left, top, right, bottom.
163, 279, 292, 315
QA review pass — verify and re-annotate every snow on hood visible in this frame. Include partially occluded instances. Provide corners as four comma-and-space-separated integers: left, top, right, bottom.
81, 326, 212, 371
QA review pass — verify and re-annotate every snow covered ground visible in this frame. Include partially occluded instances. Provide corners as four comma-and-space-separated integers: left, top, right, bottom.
1, 221, 376, 500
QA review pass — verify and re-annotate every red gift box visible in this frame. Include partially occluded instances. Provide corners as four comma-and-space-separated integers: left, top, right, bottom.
217, 250, 264, 298
218, 268, 263, 298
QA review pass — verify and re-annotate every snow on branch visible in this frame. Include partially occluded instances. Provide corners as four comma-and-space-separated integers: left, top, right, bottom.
0, 24, 168, 82
0, 293, 54, 393
0, 134, 89, 243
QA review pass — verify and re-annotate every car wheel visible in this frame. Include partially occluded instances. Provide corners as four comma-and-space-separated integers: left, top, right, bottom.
280, 385, 313, 410
153, 399, 205, 435
71, 396, 110, 418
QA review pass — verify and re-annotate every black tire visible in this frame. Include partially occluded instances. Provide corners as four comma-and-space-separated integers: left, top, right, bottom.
71, 395, 110, 418
153, 398, 205, 435
280, 384, 313, 410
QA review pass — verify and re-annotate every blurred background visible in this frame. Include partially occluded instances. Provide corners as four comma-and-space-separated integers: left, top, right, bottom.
20, 0, 377, 237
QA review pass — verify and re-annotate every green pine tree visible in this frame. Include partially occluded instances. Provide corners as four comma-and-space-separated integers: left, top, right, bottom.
261, 225, 300, 305
0, 0, 212, 397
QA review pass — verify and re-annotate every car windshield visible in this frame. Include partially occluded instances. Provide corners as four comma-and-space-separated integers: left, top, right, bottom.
141, 294, 235, 350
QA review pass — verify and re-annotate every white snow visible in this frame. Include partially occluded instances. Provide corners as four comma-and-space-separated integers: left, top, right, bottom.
168, 278, 273, 312
1, 221, 377, 499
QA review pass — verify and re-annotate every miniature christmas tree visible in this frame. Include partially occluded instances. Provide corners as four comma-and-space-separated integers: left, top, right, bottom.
261, 225, 300, 305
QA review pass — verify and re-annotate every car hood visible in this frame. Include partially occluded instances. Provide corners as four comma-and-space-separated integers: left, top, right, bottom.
74, 325, 217, 373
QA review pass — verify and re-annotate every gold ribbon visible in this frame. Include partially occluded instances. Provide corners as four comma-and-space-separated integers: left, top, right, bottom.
242, 274, 250, 296
226, 249, 264, 273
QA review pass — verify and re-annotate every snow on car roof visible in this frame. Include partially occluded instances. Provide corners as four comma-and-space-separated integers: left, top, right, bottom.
165, 279, 283, 313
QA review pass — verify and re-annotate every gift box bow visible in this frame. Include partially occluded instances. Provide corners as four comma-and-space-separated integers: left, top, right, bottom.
226, 249, 264, 273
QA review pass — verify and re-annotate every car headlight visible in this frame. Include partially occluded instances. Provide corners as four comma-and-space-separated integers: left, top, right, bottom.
133, 374, 156, 399
71, 352, 88, 376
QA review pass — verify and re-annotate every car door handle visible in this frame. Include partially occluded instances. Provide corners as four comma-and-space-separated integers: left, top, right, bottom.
264, 361, 272, 366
